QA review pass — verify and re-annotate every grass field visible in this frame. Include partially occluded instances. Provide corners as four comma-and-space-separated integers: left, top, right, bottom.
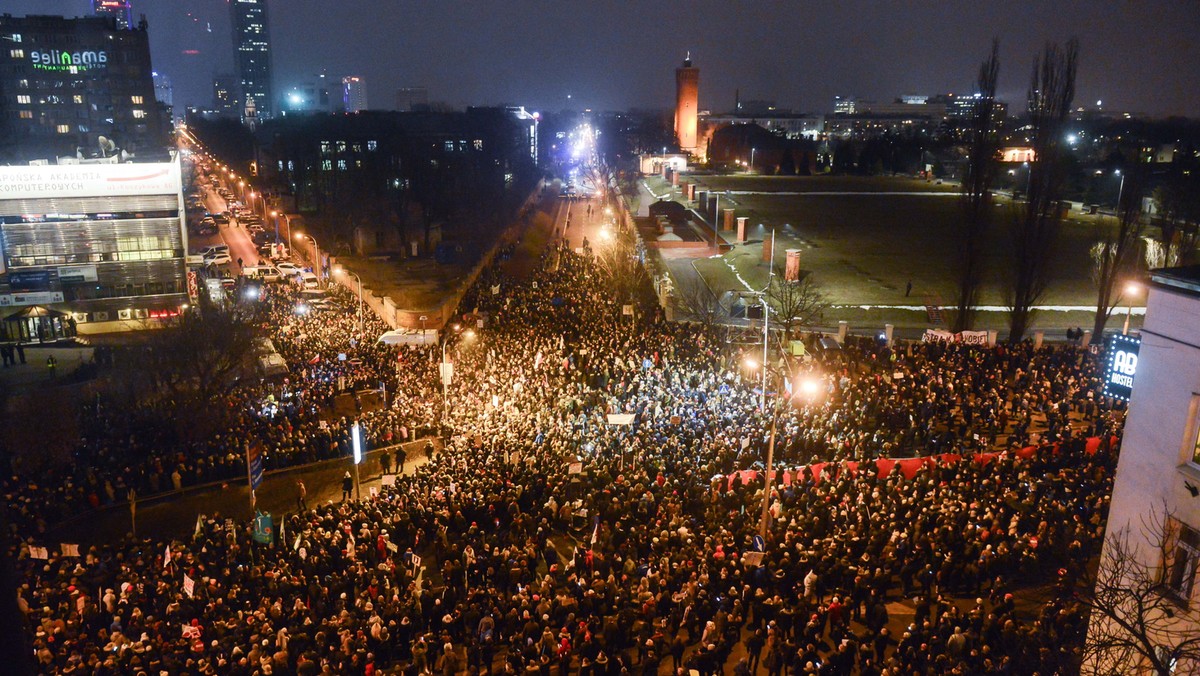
673, 175, 1122, 313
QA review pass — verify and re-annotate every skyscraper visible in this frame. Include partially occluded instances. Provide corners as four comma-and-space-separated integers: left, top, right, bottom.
230, 0, 274, 121
674, 53, 699, 153
93, 0, 132, 30
343, 76, 367, 113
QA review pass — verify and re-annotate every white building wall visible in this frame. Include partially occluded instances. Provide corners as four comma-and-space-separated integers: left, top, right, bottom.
1089, 280, 1200, 674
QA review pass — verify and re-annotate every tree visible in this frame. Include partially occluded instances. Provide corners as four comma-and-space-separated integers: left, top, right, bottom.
107, 295, 267, 442
1006, 39, 1079, 342
766, 273, 826, 340
1152, 170, 1200, 267
954, 39, 1001, 332
1081, 505, 1200, 675
672, 275, 725, 333
1090, 168, 1146, 341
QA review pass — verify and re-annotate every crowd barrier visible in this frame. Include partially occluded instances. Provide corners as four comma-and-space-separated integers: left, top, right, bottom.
723, 435, 1117, 491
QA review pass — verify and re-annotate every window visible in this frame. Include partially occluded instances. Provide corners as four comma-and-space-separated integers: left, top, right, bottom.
10, 49, 24, 58
474, 139, 483, 151
1165, 522, 1200, 602
367, 140, 377, 151
73, 95, 83, 104
16, 95, 30, 104
337, 159, 347, 171
17, 79, 28, 89
56, 124, 70, 134
131, 95, 143, 104
132, 109, 145, 119
19, 110, 32, 119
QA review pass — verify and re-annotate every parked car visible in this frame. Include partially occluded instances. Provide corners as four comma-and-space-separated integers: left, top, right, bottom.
299, 271, 320, 289
198, 244, 229, 258
204, 252, 232, 266
242, 265, 281, 283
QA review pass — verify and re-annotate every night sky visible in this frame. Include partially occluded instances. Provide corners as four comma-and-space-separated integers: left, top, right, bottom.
7, 0, 1199, 117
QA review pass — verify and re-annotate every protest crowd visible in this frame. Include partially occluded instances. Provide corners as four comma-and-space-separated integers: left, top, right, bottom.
10, 226, 1123, 674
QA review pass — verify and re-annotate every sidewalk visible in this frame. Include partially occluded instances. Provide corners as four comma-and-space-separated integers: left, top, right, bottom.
0, 343, 94, 392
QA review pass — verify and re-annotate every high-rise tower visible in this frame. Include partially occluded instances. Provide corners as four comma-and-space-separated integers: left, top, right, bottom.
343, 76, 368, 113
674, 53, 699, 153
93, 0, 132, 30
230, 0, 274, 121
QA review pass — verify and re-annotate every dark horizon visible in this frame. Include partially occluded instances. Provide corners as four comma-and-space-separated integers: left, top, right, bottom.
6, 0, 1199, 117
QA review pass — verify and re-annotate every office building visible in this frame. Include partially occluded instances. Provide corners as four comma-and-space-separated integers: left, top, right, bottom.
212, 73, 239, 117
0, 159, 189, 340
674, 54, 699, 153
230, 0, 273, 121
395, 86, 428, 112
1085, 266, 1200, 675
343, 76, 367, 113
0, 14, 168, 163
152, 71, 171, 108
92, 0, 132, 31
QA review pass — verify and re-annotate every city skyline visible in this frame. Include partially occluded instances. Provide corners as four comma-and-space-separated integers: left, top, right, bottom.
5, 0, 1199, 117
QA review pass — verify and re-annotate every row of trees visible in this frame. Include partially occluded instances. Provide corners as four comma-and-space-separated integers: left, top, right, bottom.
951, 39, 1162, 343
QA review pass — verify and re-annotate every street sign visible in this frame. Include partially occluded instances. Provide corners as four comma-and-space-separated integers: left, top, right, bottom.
248, 444, 264, 490
440, 361, 454, 386
752, 535, 765, 552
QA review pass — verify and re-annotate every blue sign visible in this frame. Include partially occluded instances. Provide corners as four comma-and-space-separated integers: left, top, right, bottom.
7, 270, 51, 290
248, 445, 264, 490
1103, 334, 1141, 401
753, 535, 765, 552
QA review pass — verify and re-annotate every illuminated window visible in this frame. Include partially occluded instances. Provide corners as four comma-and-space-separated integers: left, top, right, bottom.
321, 159, 331, 171
10, 34, 21, 43
16, 95, 30, 104
474, 139, 483, 151
56, 124, 70, 134
337, 159, 347, 171
73, 95, 83, 104
444, 141, 454, 152
10, 49, 23, 58
132, 109, 145, 119
367, 140, 377, 151
19, 110, 32, 119
17, 79, 28, 88
131, 95, 143, 104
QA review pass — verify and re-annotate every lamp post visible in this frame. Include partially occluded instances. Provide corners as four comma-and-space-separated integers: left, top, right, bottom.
334, 266, 363, 336
756, 371, 820, 539
1123, 281, 1141, 335
293, 232, 322, 283
1114, 169, 1126, 213
750, 146, 756, 173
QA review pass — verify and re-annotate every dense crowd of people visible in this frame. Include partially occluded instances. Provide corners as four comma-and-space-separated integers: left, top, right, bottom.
0, 283, 437, 534
10, 209, 1124, 674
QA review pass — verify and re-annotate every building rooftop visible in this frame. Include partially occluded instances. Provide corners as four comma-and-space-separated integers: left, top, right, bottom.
1150, 266, 1200, 297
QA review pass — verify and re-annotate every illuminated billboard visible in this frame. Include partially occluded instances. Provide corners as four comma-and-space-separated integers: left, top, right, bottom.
1103, 333, 1141, 401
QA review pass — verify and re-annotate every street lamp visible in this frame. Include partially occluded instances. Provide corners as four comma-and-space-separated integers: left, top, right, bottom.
333, 266, 363, 335
1114, 169, 1126, 213
750, 146, 756, 173
293, 232, 321, 283
1123, 281, 1142, 335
